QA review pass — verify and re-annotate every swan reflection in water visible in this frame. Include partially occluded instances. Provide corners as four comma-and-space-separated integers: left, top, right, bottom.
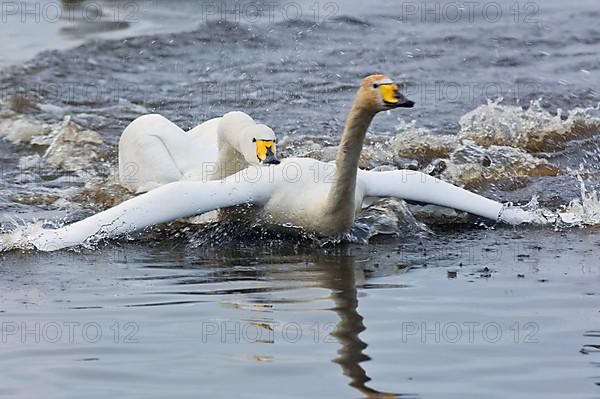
137, 242, 417, 397
313, 253, 416, 398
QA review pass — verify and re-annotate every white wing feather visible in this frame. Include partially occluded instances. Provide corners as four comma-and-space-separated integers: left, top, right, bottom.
30, 177, 274, 251
359, 169, 503, 221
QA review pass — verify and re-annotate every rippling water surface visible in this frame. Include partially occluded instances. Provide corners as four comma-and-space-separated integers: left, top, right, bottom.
1, 0, 599, 397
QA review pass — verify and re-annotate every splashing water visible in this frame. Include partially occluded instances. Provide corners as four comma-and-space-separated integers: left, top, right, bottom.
498, 196, 555, 225
558, 175, 600, 225
497, 176, 600, 227
0, 220, 47, 251
458, 99, 600, 152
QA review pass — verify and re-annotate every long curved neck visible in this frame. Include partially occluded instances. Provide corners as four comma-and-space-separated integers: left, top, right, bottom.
216, 130, 247, 180
327, 101, 375, 210
158, 130, 199, 173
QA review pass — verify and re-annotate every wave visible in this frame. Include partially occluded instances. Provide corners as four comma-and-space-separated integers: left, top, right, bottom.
458, 99, 600, 152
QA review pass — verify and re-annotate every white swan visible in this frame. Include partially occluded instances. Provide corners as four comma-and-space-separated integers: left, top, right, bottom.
30, 74, 509, 251
118, 111, 279, 193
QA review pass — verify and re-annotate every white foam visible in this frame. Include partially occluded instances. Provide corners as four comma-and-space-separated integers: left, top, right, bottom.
0, 115, 51, 144
558, 175, 600, 225
497, 176, 600, 227
499, 196, 554, 225
0, 221, 45, 251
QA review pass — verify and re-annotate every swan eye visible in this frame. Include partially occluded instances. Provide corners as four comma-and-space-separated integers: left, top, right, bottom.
252, 138, 256, 142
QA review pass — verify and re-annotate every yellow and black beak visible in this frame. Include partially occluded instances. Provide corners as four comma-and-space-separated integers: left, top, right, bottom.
378, 83, 414, 108
254, 139, 280, 165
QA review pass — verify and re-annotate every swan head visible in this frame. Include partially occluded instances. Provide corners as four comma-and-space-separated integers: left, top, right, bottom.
219, 111, 279, 165
360, 74, 414, 112
240, 123, 280, 165
220, 111, 255, 133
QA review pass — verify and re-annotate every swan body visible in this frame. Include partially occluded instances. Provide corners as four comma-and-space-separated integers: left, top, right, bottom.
29, 161, 502, 250
30, 75, 507, 251
118, 111, 279, 193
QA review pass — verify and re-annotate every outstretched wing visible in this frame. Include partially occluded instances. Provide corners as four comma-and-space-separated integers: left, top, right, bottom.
31, 178, 275, 251
359, 169, 503, 221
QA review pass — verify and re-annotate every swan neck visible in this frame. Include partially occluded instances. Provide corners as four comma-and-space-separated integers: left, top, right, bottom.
337, 104, 375, 168
160, 129, 198, 171
216, 130, 246, 179
329, 103, 375, 207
